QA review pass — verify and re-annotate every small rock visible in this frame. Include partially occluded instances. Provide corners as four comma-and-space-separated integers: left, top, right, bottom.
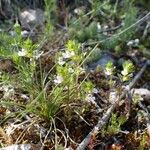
131, 88, 150, 103
19, 9, 44, 30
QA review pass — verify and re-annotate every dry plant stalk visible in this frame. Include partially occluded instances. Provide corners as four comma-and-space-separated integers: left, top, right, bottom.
0, 127, 13, 145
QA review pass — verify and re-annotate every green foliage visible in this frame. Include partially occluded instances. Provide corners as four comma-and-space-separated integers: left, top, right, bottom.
0, 31, 14, 57
26, 40, 94, 119
119, 5, 137, 42
0, 5, 92, 121
0, 22, 40, 115
121, 60, 135, 82
2, 39, 94, 120
69, 21, 98, 42
54, 40, 94, 103
103, 2, 137, 50
19, 40, 93, 120
102, 113, 127, 136
66, 40, 80, 53
69, 0, 138, 56
138, 132, 149, 150
44, 0, 56, 23
0, 1, 148, 148
84, 48, 102, 65
105, 61, 116, 76
134, 0, 150, 10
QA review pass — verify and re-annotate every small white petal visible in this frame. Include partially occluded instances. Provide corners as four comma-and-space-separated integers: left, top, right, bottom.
58, 57, 65, 65
85, 94, 96, 102
62, 51, 75, 59
103, 25, 108, 29
92, 88, 99, 94
54, 75, 63, 84
68, 68, 74, 73
18, 48, 27, 56
134, 39, 139, 44
9, 31, 16, 36
97, 23, 101, 31
21, 94, 29, 101
121, 69, 128, 76
127, 40, 134, 46
3, 85, 15, 99
21, 30, 30, 37
104, 69, 113, 76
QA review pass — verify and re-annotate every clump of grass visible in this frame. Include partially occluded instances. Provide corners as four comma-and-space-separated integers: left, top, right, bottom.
0, 23, 94, 121
0, 1, 148, 149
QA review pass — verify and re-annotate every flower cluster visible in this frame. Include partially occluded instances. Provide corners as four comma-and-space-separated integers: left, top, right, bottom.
104, 61, 116, 76
121, 60, 135, 81
18, 48, 28, 57
55, 40, 83, 85
127, 39, 139, 47
58, 51, 75, 66
52, 40, 94, 107
54, 75, 63, 85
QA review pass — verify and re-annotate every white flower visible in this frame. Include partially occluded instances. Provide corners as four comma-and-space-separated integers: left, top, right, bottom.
85, 94, 102, 111
9, 30, 16, 36
104, 68, 113, 76
79, 67, 85, 74
58, 57, 65, 65
127, 40, 134, 46
134, 38, 139, 46
85, 94, 95, 102
74, 8, 83, 15
2, 85, 15, 99
62, 51, 75, 59
103, 25, 108, 29
54, 75, 63, 84
18, 48, 27, 57
127, 39, 139, 47
92, 88, 99, 94
68, 67, 74, 73
121, 69, 128, 76
74, 8, 80, 14
97, 22, 101, 31
21, 30, 30, 38
103, 25, 109, 35
20, 94, 29, 101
